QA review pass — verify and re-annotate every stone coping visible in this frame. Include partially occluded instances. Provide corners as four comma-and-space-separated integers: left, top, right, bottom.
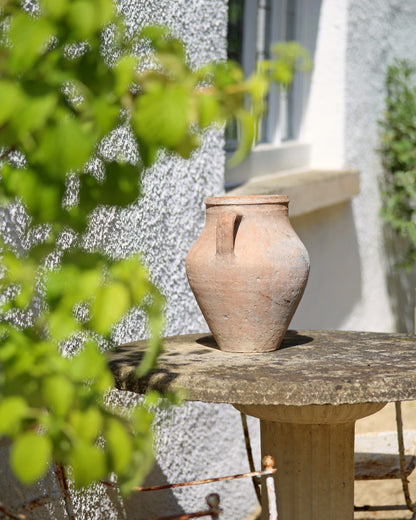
227, 169, 360, 217
108, 330, 416, 407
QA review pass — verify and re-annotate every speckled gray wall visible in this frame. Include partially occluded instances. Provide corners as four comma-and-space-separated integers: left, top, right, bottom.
0, 1, 261, 519
83, 1, 261, 519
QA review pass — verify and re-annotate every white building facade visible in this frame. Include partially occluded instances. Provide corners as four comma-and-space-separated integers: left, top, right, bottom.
115, 2, 416, 519
2, 0, 416, 518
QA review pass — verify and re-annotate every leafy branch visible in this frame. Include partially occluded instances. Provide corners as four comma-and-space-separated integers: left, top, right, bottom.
0, 0, 309, 494
380, 59, 416, 269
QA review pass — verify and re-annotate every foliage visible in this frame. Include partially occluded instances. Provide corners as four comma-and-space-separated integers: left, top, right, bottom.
227, 40, 312, 164
0, 0, 308, 495
380, 59, 416, 269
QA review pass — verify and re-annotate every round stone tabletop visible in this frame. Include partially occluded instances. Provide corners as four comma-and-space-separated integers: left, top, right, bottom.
108, 330, 416, 407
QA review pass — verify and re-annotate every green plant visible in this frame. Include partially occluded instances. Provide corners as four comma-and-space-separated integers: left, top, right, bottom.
0, 0, 308, 495
380, 59, 416, 269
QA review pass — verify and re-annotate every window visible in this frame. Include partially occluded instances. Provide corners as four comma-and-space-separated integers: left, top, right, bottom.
225, 0, 317, 188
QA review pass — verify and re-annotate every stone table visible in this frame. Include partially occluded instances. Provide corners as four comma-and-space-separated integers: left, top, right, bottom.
108, 330, 416, 520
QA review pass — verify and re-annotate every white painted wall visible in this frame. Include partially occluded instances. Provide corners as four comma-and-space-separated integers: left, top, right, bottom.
302, 0, 348, 169
344, 0, 416, 333
292, 0, 416, 334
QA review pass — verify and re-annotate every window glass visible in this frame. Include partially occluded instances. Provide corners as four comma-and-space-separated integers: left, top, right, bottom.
226, 0, 299, 149
225, 0, 244, 149
227, 0, 244, 64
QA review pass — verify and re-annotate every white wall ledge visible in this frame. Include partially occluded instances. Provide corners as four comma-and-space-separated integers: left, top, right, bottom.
227, 168, 360, 217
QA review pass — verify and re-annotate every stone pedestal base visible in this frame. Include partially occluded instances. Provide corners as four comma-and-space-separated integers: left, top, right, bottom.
235, 403, 386, 520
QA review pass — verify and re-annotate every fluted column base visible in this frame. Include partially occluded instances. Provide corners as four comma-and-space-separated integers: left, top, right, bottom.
235, 403, 386, 520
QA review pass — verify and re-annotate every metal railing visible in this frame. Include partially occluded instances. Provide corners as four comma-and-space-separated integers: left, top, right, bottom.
0, 457, 278, 520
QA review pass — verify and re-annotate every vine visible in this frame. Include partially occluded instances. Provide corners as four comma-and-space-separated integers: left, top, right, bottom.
380, 59, 416, 269
0, 0, 309, 494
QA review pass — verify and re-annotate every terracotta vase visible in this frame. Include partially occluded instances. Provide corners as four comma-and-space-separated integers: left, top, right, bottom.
185, 195, 310, 353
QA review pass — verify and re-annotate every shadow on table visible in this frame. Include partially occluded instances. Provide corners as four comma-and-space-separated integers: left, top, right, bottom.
195, 330, 314, 351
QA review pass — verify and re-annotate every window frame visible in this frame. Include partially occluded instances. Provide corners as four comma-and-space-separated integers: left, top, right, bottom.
225, 0, 314, 189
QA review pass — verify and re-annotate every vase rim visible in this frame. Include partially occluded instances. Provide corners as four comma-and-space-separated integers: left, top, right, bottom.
205, 195, 289, 206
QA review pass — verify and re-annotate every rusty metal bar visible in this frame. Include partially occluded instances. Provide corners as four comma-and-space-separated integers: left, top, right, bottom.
0, 490, 75, 520
145, 494, 222, 520
395, 401, 416, 512
9, 493, 60, 515
240, 412, 262, 505
0, 501, 27, 520
1, 467, 74, 519
262, 456, 278, 520
55, 464, 76, 520
205, 493, 221, 520
102, 467, 276, 493
146, 512, 209, 520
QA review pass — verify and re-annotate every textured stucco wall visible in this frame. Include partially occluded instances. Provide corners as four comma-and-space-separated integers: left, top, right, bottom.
98, 2, 261, 519
82, 1, 262, 519
0, 1, 261, 519
292, 0, 416, 333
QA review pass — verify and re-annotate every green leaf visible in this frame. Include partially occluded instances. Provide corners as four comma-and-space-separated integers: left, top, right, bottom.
209, 61, 244, 89
137, 290, 165, 377
9, 13, 55, 73
89, 282, 131, 335
139, 25, 186, 59
67, 0, 114, 39
175, 132, 200, 159
11, 433, 52, 485
0, 397, 28, 436
106, 418, 132, 474
96, 0, 115, 28
90, 96, 120, 137
78, 162, 141, 212
131, 406, 154, 436
197, 95, 220, 129
40, 0, 68, 18
110, 257, 149, 304
245, 74, 270, 107
70, 442, 107, 488
1, 166, 64, 222
11, 92, 58, 143
270, 62, 293, 87
132, 84, 190, 150
114, 55, 139, 97
42, 375, 74, 418
67, 1, 97, 39
227, 111, 255, 168
407, 222, 416, 244
69, 407, 103, 442
34, 117, 95, 177
69, 342, 112, 383
136, 142, 158, 168
2, 252, 38, 309
0, 81, 22, 126
48, 308, 81, 342
46, 264, 102, 307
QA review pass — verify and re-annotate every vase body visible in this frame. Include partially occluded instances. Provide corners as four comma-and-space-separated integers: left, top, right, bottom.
185, 195, 310, 353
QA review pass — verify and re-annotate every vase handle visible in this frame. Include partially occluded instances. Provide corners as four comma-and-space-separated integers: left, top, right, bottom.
216, 212, 239, 256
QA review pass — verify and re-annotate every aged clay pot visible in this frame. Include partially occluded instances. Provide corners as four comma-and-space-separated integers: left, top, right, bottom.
185, 195, 310, 353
